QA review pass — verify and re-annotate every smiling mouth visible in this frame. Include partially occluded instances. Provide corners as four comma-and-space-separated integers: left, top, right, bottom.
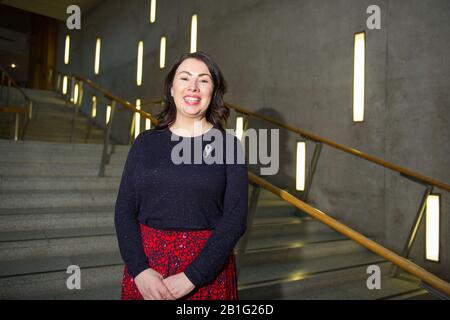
184, 97, 201, 105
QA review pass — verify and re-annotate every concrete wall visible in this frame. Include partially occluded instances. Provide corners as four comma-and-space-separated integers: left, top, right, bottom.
56, 0, 450, 281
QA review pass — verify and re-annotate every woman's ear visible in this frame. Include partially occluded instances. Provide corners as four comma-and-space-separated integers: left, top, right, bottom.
170, 87, 173, 97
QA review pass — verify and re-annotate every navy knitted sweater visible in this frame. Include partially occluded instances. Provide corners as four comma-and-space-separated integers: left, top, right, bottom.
114, 125, 248, 287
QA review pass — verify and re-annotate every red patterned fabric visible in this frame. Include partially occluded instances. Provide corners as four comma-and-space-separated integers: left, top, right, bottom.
121, 223, 238, 300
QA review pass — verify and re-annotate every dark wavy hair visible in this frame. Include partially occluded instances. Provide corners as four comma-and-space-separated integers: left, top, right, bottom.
154, 51, 229, 130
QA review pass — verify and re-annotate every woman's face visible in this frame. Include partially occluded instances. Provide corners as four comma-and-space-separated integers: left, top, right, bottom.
171, 58, 214, 120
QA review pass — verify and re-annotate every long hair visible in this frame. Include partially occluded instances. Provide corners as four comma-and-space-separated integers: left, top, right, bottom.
154, 51, 229, 130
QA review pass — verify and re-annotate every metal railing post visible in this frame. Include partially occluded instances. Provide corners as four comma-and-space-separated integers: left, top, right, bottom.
99, 100, 116, 177
14, 113, 20, 141
391, 185, 433, 276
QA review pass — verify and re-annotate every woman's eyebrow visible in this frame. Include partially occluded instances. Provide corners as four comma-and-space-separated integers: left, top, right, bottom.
177, 71, 212, 78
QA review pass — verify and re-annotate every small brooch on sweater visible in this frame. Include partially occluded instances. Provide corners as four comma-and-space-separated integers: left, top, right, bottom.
203, 144, 212, 158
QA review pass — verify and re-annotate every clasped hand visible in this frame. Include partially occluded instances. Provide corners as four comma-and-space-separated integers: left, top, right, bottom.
134, 268, 195, 300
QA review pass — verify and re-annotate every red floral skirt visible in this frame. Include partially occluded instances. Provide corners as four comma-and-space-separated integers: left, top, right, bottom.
121, 223, 238, 300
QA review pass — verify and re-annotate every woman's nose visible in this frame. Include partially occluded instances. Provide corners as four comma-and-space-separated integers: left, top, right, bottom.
187, 80, 200, 91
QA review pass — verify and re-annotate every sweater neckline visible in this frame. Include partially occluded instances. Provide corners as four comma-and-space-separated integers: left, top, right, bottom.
165, 124, 216, 139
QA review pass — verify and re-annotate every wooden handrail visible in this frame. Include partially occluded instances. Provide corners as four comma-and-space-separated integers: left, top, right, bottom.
73, 74, 159, 125
0, 106, 28, 114
249, 171, 450, 296
226, 102, 450, 192
0, 65, 31, 102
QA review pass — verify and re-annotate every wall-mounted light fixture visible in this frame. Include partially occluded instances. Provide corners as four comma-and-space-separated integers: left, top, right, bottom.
296, 142, 306, 191
160, 37, 166, 69
150, 0, 156, 23
135, 99, 141, 138
190, 14, 198, 53
353, 32, 365, 122
106, 105, 111, 124
137, 41, 144, 86
94, 38, 101, 75
62, 75, 68, 95
64, 35, 70, 65
91, 96, 97, 118
425, 194, 440, 262
235, 116, 244, 141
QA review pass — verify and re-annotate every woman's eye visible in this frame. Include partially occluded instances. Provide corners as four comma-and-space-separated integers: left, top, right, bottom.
201, 80, 210, 83
181, 77, 188, 80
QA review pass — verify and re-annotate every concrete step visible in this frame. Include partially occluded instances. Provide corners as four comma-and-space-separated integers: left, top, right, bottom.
0, 139, 130, 153
251, 216, 334, 237
238, 251, 387, 289
254, 200, 305, 219
0, 206, 114, 231
0, 226, 118, 261
0, 190, 118, 208
0, 152, 126, 165
0, 251, 124, 299
284, 274, 422, 300
238, 257, 402, 300
22, 137, 105, 144
0, 176, 121, 192
242, 234, 368, 266
0, 162, 124, 177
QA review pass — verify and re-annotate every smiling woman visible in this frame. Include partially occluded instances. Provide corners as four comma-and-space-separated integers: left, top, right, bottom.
115, 51, 248, 300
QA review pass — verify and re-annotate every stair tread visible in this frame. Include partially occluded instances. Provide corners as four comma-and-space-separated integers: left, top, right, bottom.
246, 231, 349, 251
0, 205, 114, 216
0, 189, 118, 195
0, 226, 116, 242
0, 250, 122, 277
287, 274, 421, 300
238, 251, 386, 286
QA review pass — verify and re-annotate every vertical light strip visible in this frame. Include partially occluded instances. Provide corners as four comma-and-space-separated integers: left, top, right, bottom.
91, 96, 97, 118
150, 0, 156, 23
145, 118, 151, 130
296, 142, 306, 191
235, 117, 244, 141
94, 38, 101, 75
73, 83, 79, 104
425, 194, 440, 262
190, 14, 198, 53
160, 37, 166, 69
62, 75, 68, 94
106, 105, 111, 124
135, 99, 141, 138
353, 32, 365, 122
64, 35, 70, 64
137, 41, 144, 86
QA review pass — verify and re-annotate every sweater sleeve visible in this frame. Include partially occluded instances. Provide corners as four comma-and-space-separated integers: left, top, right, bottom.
184, 135, 248, 287
114, 133, 149, 279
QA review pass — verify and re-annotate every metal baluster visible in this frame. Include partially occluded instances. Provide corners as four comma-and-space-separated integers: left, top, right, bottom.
99, 101, 116, 176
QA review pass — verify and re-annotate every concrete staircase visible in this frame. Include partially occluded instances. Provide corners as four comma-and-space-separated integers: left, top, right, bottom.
0, 88, 104, 143
0, 139, 128, 299
0, 138, 427, 299
0, 89, 431, 299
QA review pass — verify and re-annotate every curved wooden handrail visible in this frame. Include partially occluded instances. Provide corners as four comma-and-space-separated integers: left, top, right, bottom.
249, 171, 450, 295
73, 74, 159, 125
0, 65, 31, 103
226, 102, 450, 192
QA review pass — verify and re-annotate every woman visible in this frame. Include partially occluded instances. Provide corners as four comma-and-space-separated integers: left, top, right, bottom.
115, 51, 248, 300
